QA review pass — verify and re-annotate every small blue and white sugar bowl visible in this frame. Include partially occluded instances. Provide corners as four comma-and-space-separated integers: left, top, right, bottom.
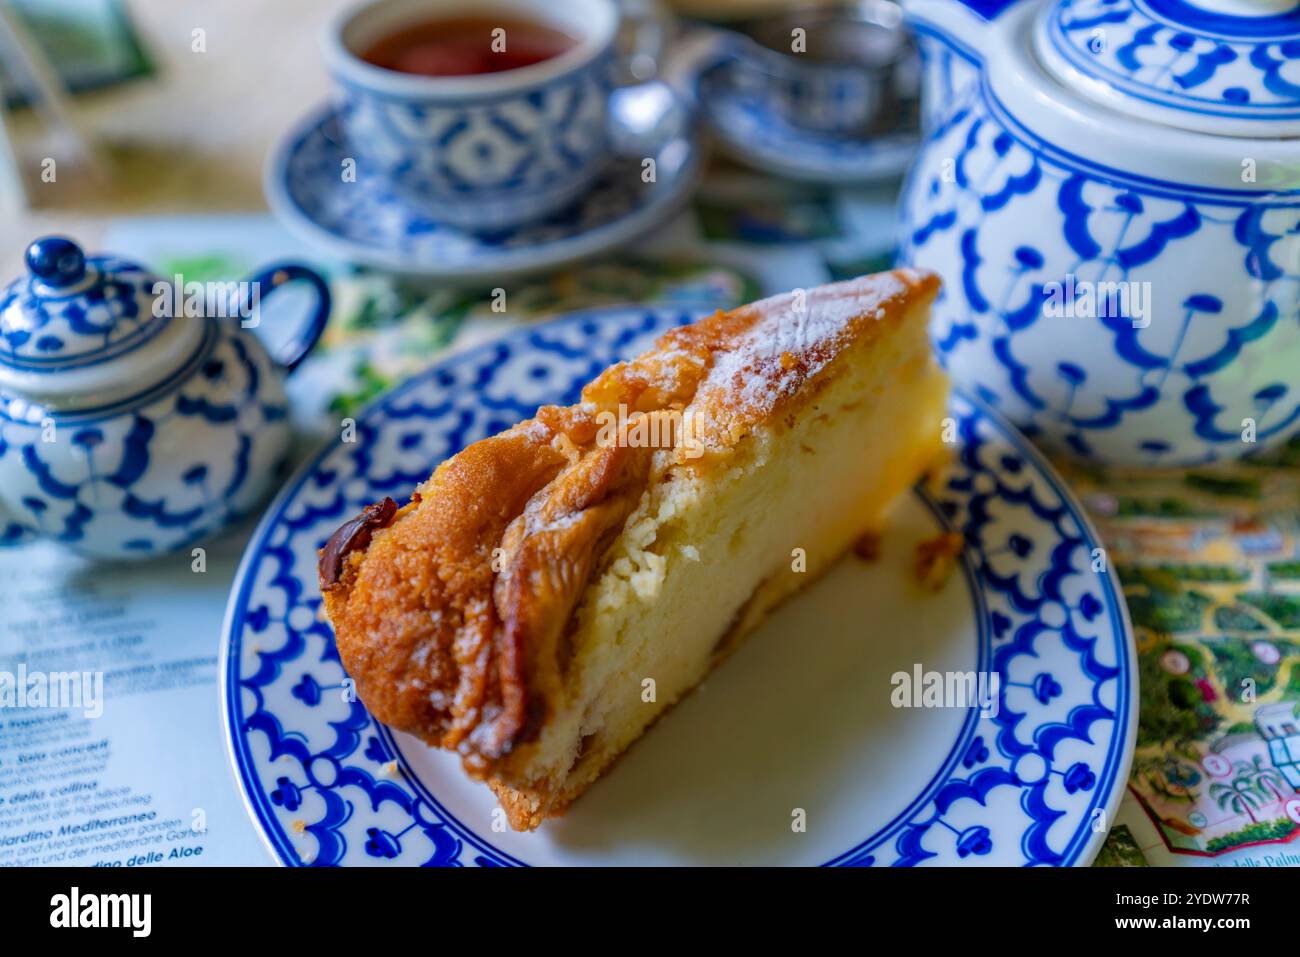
900, 0, 1300, 466
0, 236, 330, 559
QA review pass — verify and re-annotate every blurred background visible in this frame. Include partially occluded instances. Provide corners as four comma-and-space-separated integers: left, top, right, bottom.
0, 0, 870, 273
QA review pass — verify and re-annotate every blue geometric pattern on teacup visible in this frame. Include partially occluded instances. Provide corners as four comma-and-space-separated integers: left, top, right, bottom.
278, 109, 692, 273
0, 257, 165, 369
0, 321, 291, 558
900, 73, 1300, 466
334, 55, 616, 230
1045, 0, 1300, 122
222, 304, 1132, 866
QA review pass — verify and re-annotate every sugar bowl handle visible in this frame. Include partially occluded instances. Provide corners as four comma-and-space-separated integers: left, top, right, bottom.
240, 263, 332, 374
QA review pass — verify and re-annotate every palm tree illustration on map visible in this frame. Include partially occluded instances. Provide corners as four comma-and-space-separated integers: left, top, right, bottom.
1209, 761, 1275, 826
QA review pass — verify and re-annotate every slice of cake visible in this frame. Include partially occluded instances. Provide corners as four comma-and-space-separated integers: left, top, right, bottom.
318, 271, 949, 831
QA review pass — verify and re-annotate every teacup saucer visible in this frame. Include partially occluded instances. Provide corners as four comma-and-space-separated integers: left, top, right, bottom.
265, 104, 702, 281
696, 62, 918, 184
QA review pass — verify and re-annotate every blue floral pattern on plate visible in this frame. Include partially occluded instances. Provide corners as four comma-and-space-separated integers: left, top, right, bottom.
221, 303, 1135, 866
265, 107, 703, 281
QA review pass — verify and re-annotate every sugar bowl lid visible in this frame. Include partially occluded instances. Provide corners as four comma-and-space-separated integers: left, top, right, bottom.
0, 237, 174, 376
1036, 0, 1300, 137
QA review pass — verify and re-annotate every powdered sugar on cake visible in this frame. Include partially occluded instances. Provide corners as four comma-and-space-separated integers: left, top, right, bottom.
687, 273, 918, 448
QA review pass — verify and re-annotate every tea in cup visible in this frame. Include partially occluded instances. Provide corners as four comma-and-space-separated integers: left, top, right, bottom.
324, 0, 621, 231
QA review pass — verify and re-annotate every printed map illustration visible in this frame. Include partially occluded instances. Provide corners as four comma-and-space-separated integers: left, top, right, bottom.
1062, 439, 1300, 860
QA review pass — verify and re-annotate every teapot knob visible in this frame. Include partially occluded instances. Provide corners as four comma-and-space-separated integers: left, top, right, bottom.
25, 236, 87, 288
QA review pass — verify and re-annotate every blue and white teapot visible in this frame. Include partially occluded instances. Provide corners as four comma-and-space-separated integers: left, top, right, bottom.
0, 237, 330, 559
900, 0, 1300, 466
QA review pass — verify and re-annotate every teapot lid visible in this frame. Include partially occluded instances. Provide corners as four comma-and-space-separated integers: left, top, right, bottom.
0, 237, 205, 402
1037, 0, 1300, 136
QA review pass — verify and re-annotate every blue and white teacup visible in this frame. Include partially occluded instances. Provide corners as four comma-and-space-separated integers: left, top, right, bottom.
324, 0, 621, 232
711, 1, 914, 138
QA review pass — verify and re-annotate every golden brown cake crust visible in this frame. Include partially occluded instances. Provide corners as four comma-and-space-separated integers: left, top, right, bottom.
319, 270, 940, 793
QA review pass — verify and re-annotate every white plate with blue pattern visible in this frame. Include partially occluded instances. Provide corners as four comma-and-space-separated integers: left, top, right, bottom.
220, 302, 1137, 866
265, 106, 702, 281
697, 63, 919, 184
